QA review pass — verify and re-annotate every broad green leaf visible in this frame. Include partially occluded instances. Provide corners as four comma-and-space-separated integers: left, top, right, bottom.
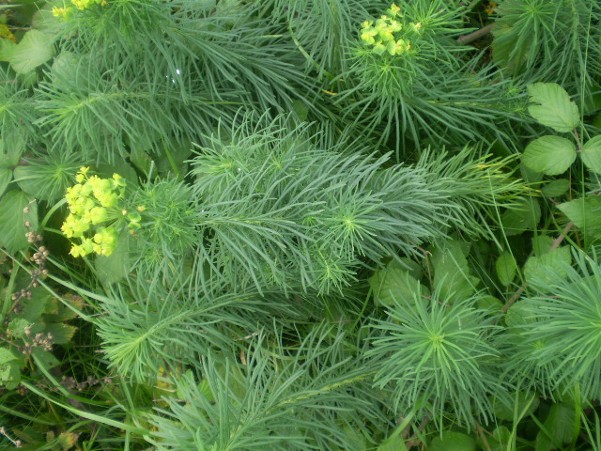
0, 347, 18, 366
44, 295, 83, 322
520, 162, 544, 183
535, 401, 580, 450
18, 69, 38, 88
476, 295, 503, 315
0, 190, 38, 253
155, 143, 192, 178
9, 29, 55, 74
19, 289, 50, 322
432, 240, 478, 300
505, 301, 534, 328
0, 361, 21, 389
495, 252, 517, 286
541, 178, 569, 198
43, 322, 77, 344
532, 235, 554, 256
370, 259, 427, 306
31, 7, 66, 36
96, 162, 139, 185
527, 83, 580, 133
580, 135, 601, 175
129, 147, 153, 176
94, 230, 130, 284
378, 434, 409, 451
558, 196, 601, 238
0, 166, 11, 198
6, 318, 29, 339
522, 135, 576, 175
523, 246, 571, 291
493, 391, 540, 421
501, 197, 541, 235
427, 431, 476, 451
0, 39, 14, 61
13, 161, 77, 202
488, 426, 512, 451
0, 131, 26, 168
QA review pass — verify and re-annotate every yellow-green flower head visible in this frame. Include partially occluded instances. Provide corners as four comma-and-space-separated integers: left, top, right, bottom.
360, 27, 378, 45
62, 167, 129, 258
373, 42, 387, 55
0, 24, 16, 43
69, 238, 94, 258
388, 3, 401, 17
53, 0, 108, 20
389, 20, 402, 33
75, 166, 90, 183
359, 3, 412, 57
84, 206, 108, 225
52, 6, 72, 19
71, 0, 100, 10
61, 214, 91, 239
92, 227, 118, 256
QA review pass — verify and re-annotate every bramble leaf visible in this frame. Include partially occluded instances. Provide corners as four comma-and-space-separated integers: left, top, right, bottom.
501, 197, 541, 235
535, 401, 580, 450
493, 391, 539, 421
532, 235, 554, 256
580, 135, 601, 175
496, 252, 517, 286
370, 259, 427, 306
523, 246, 571, 291
541, 178, 570, 198
558, 196, 601, 238
432, 240, 478, 300
427, 431, 476, 451
522, 135, 576, 175
527, 83, 579, 133
378, 434, 409, 451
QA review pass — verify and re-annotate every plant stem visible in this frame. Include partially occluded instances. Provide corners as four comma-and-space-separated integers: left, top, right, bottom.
458, 23, 496, 45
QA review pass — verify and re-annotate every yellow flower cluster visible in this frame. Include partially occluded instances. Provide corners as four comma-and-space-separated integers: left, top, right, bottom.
0, 24, 16, 43
360, 3, 420, 56
61, 167, 141, 258
52, 0, 107, 19
484, 1, 498, 15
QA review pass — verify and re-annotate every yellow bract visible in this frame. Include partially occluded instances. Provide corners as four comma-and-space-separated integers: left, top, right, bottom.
359, 3, 418, 57
52, 0, 108, 19
61, 167, 141, 258
0, 24, 16, 43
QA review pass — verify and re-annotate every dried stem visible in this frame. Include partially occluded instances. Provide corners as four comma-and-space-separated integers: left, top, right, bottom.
458, 23, 496, 45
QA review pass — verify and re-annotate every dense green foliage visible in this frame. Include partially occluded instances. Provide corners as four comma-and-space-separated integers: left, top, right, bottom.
0, 0, 600, 449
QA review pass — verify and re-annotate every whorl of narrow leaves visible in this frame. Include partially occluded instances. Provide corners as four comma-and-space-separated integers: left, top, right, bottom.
189, 116, 525, 295
368, 291, 503, 428
504, 251, 601, 401
94, 278, 319, 383
336, 0, 525, 151
493, 0, 601, 103
146, 327, 384, 450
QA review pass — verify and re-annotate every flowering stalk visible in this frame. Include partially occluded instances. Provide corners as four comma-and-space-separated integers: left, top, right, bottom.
359, 4, 419, 56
